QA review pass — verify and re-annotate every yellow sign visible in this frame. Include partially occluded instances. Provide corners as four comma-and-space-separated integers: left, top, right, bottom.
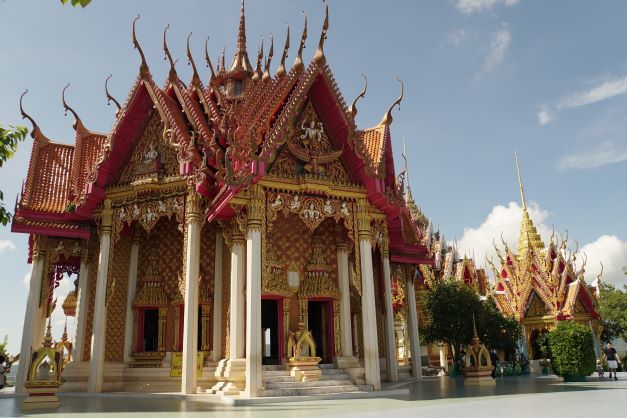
170, 352, 204, 377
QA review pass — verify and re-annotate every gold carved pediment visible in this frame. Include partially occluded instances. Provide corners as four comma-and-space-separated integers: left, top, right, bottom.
525, 292, 549, 318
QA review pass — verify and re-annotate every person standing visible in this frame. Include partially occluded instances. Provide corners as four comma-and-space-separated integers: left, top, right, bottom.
603, 342, 620, 381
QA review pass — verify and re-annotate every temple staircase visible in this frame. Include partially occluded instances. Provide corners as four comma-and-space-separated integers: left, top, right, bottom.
258, 364, 372, 397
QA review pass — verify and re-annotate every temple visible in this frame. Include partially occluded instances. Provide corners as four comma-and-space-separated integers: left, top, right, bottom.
12, 2, 433, 397
488, 155, 602, 362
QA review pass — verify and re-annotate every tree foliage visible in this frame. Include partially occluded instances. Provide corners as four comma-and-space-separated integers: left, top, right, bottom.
0, 124, 28, 226
421, 279, 522, 363
60, 0, 91, 7
0, 335, 7, 354
598, 282, 627, 343
547, 321, 596, 378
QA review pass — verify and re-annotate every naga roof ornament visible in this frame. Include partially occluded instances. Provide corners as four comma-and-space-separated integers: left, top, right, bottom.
262, 34, 274, 82
380, 78, 403, 125
203, 37, 217, 86
348, 73, 367, 119
104, 74, 122, 117
293, 12, 307, 73
314, 0, 329, 65
62, 83, 81, 131
132, 15, 149, 75
19, 90, 47, 141
252, 36, 263, 82
276, 24, 290, 77
162, 24, 177, 79
186, 33, 201, 86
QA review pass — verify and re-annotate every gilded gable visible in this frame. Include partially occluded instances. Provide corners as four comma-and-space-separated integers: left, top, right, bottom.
118, 112, 180, 184
525, 292, 549, 318
268, 101, 351, 184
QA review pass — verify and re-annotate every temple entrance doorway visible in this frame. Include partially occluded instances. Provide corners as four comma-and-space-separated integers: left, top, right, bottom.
308, 300, 333, 363
261, 299, 281, 365
141, 309, 159, 352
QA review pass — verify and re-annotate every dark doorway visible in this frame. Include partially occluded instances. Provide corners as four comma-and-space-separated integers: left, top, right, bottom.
261, 299, 280, 365
142, 309, 159, 352
308, 300, 332, 363
197, 306, 203, 351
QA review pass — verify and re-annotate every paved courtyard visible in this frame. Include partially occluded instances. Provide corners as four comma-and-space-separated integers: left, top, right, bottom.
0, 373, 625, 417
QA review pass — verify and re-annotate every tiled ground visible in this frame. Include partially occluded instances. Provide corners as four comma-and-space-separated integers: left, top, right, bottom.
0, 373, 625, 417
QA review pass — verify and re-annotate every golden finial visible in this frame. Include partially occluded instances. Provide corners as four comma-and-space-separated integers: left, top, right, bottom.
514, 152, 527, 210
163, 24, 177, 78
471, 314, 480, 346
204, 37, 217, 85
349, 73, 367, 119
104, 74, 122, 116
62, 83, 81, 130
277, 23, 290, 77
186, 33, 201, 86
61, 316, 68, 342
43, 313, 53, 348
293, 12, 307, 73
263, 33, 274, 82
237, 0, 247, 55
314, 0, 329, 65
19, 90, 44, 140
220, 47, 226, 72
380, 78, 403, 125
132, 15, 148, 72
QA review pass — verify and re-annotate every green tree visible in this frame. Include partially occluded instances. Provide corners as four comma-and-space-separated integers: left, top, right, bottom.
0, 124, 28, 226
0, 335, 7, 354
60, 0, 91, 7
548, 321, 596, 379
479, 297, 522, 360
598, 282, 627, 343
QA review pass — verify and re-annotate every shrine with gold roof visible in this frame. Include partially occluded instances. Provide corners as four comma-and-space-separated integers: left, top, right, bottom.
11, 1, 434, 398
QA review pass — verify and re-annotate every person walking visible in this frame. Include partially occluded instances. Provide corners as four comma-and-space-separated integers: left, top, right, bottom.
603, 342, 620, 381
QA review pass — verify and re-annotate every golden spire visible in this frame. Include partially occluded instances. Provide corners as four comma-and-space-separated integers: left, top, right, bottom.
380, 78, 403, 125
293, 12, 307, 73
229, 0, 253, 74
514, 153, 544, 258
276, 24, 290, 77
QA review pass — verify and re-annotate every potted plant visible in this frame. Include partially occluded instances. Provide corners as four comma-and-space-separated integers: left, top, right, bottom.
539, 358, 550, 375
547, 321, 596, 382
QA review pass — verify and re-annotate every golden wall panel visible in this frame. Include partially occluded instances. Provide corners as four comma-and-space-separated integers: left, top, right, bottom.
82, 236, 100, 361
105, 234, 131, 362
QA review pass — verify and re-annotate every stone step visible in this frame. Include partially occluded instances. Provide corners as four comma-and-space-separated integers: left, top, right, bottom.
258, 384, 373, 398
319, 363, 335, 369
262, 375, 296, 383
262, 365, 287, 371
265, 379, 354, 389
262, 370, 291, 377
320, 368, 350, 375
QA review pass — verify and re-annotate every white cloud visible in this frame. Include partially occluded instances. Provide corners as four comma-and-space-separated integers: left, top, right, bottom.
447, 29, 477, 47
481, 27, 511, 74
456, 0, 520, 14
579, 235, 627, 287
539, 74, 627, 125
537, 109, 552, 125
0, 239, 16, 254
457, 201, 551, 267
557, 139, 627, 170
456, 202, 627, 287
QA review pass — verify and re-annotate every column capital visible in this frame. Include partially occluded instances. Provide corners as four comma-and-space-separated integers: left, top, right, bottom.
31, 235, 47, 262
101, 198, 113, 234
185, 188, 202, 223
357, 199, 371, 239
247, 184, 264, 230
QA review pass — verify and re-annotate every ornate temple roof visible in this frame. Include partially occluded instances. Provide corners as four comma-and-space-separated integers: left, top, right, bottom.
12, 1, 431, 261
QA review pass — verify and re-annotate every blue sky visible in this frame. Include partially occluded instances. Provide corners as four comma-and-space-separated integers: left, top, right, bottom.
1, 0, 626, 354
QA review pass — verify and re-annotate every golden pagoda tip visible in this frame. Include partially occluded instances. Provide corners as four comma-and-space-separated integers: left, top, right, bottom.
104, 74, 122, 115
514, 152, 527, 210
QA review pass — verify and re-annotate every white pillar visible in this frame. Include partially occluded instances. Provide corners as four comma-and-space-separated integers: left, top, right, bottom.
357, 201, 381, 391
230, 236, 246, 359
181, 191, 201, 394
407, 276, 422, 379
336, 245, 353, 358
212, 229, 224, 362
15, 243, 46, 393
382, 254, 398, 382
73, 249, 90, 363
245, 187, 263, 397
123, 232, 140, 363
439, 345, 448, 370
88, 199, 113, 393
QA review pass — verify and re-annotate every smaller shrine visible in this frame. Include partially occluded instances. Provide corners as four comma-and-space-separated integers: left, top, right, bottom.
463, 317, 495, 386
